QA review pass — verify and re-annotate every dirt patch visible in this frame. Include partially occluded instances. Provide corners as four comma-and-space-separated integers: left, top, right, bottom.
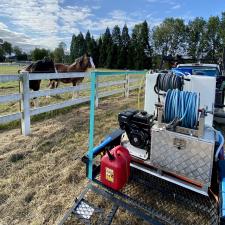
0, 93, 142, 225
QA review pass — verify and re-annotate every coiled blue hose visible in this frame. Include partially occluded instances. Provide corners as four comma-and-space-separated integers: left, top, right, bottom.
164, 89, 199, 129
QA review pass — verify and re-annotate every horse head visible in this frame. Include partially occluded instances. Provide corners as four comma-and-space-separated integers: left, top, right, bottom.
83, 53, 95, 69
30, 57, 55, 73
70, 54, 95, 72
18, 63, 34, 73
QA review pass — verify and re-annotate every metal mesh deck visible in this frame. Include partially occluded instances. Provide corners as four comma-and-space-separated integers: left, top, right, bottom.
60, 167, 219, 225
93, 167, 219, 225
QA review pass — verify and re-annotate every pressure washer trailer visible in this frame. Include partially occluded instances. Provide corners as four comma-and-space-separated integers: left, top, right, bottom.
120, 71, 223, 196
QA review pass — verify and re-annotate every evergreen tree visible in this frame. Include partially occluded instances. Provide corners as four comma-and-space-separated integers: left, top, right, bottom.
106, 45, 114, 68
128, 24, 142, 69
118, 24, 130, 69
129, 21, 152, 70
141, 20, 152, 68
111, 25, 121, 68
132, 23, 143, 69
70, 34, 76, 62
85, 30, 92, 55
77, 32, 87, 58
70, 32, 87, 62
127, 43, 135, 69
99, 28, 112, 68
112, 25, 121, 46
97, 37, 103, 67
92, 37, 99, 67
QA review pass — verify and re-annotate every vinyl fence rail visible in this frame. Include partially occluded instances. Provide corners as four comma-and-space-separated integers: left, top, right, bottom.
0, 71, 146, 135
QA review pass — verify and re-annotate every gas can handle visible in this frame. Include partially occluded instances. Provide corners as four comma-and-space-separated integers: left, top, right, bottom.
106, 149, 115, 161
115, 147, 130, 182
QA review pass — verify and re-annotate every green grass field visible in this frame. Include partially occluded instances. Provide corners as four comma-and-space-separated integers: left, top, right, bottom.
0, 65, 21, 74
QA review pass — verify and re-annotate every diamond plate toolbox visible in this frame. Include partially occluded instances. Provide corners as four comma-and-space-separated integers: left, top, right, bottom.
150, 126, 215, 187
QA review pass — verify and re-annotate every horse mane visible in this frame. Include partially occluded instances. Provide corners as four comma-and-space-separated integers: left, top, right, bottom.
19, 63, 33, 73
26, 63, 34, 70
30, 58, 55, 73
70, 56, 83, 67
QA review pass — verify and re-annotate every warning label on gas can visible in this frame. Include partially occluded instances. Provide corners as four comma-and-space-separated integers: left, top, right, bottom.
106, 167, 114, 183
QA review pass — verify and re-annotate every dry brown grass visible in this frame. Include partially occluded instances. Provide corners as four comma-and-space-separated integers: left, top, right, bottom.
0, 92, 145, 225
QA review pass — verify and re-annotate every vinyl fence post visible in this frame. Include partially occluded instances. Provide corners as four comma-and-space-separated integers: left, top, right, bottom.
20, 72, 31, 135
125, 73, 130, 98
95, 75, 99, 108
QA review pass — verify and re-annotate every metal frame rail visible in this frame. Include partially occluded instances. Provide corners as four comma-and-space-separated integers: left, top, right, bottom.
88, 71, 146, 180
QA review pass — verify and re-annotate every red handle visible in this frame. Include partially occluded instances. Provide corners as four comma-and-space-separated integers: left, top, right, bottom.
114, 148, 130, 183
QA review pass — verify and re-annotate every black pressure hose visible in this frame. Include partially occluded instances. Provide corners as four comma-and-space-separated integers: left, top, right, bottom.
154, 73, 183, 95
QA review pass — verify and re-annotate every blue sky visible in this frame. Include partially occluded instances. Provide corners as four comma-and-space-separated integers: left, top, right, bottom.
0, 0, 224, 51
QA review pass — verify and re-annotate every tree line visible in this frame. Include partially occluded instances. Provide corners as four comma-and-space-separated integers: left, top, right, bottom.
70, 12, 225, 69
0, 41, 69, 63
70, 21, 151, 69
0, 42, 28, 61
1, 11, 225, 69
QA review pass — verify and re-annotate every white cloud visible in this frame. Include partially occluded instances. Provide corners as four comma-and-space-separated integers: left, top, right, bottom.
0, 0, 92, 50
80, 9, 142, 32
92, 5, 101, 10
0, 22, 8, 30
0, 1, 163, 50
172, 4, 181, 9
0, 22, 40, 51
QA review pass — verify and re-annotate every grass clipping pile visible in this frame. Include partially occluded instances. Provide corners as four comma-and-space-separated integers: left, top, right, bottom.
0, 94, 143, 225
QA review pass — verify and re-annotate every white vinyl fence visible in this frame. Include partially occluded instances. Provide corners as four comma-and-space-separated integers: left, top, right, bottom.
0, 71, 145, 136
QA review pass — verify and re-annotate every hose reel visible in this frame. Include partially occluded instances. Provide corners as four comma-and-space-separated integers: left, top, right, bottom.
154, 73, 183, 95
164, 89, 199, 129
154, 73, 199, 130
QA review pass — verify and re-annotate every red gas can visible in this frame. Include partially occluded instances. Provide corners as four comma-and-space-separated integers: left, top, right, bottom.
100, 145, 131, 191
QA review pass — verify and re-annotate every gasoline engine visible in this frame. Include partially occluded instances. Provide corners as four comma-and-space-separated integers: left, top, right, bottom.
119, 71, 224, 195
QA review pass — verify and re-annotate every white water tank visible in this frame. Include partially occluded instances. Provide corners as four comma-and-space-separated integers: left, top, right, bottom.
144, 72, 216, 127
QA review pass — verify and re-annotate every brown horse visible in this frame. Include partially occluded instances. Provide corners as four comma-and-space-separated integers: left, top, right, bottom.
19, 57, 55, 107
49, 54, 95, 94
19, 57, 55, 91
